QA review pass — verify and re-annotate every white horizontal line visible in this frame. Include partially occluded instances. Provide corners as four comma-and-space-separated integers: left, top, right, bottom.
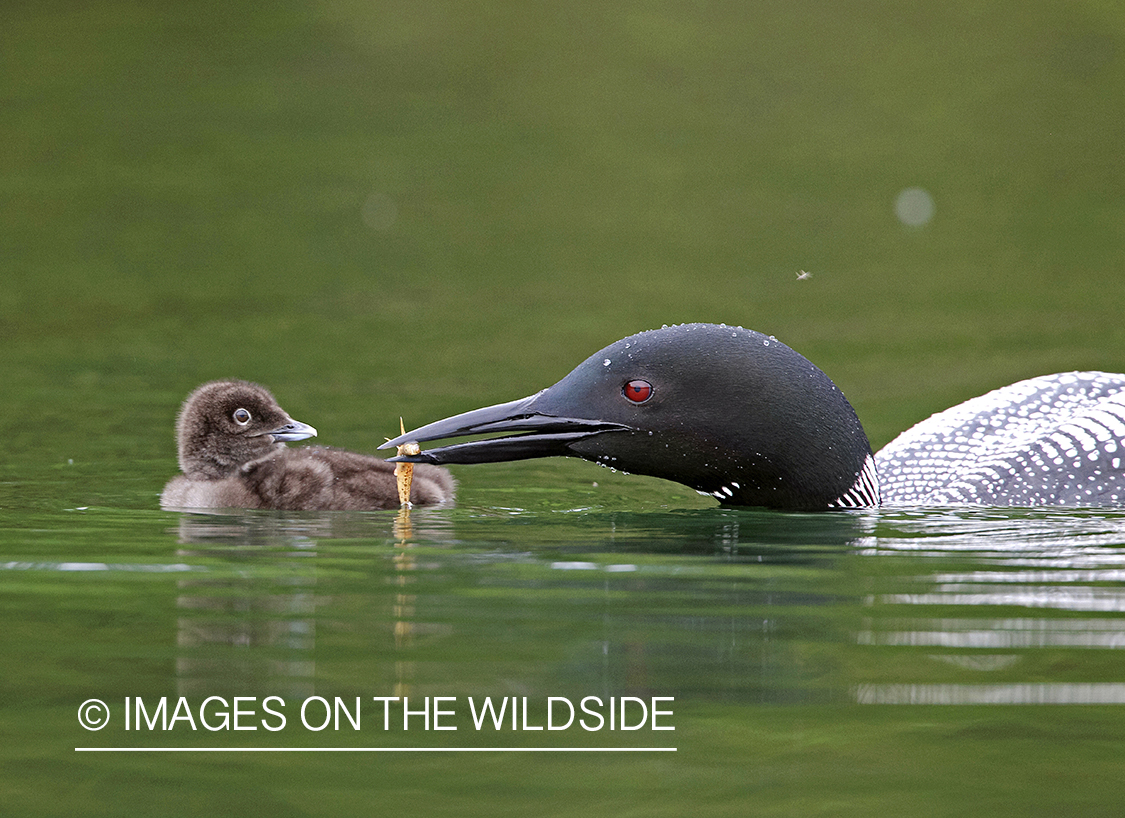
75, 746, 677, 753
855, 682, 1125, 705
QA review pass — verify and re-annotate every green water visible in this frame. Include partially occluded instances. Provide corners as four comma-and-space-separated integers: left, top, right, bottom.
5, 501, 1125, 816
4, 1, 1125, 815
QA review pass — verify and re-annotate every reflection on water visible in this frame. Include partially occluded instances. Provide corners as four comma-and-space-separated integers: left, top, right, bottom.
169, 509, 460, 703
857, 509, 1125, 704
6, 504, 1125, 714
140, 505, 1125, 709
172, 513, 321, 699
7, 499, 1125, 815
855, 683, 1125, 704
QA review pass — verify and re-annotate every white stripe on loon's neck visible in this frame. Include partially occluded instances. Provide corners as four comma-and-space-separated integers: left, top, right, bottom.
829, 454, 881, 508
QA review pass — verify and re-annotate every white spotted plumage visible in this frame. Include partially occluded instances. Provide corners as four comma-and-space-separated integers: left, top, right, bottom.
876, 372, 1125, 506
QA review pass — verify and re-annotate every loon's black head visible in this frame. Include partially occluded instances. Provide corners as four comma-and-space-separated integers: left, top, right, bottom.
175, 380, 318, 479
380, 323, 876, 510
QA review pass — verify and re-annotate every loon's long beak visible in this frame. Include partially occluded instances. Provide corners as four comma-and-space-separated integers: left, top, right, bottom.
378, 394, 630, 465
265, 419, 318, 442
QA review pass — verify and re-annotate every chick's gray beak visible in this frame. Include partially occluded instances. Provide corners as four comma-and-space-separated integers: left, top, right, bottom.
265, 419, 318, 442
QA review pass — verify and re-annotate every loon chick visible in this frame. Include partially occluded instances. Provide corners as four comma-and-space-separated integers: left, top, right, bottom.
161, 380, 455, 511
380, 323, 1125, 510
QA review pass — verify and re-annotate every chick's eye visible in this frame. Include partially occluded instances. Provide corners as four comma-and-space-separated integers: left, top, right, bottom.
233, 408, 251, 425
622, 379, 653, 404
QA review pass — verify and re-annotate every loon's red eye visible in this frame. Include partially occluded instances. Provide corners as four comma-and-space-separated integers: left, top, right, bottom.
623, 380, 653, 404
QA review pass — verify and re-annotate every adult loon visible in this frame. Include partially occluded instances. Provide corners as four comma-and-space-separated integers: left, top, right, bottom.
380, 323, 1125, 510
161, 380, 455, 511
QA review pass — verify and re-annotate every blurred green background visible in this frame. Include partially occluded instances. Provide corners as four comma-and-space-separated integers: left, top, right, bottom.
3, 0, 1124, 499
5, 4, 1125, 815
